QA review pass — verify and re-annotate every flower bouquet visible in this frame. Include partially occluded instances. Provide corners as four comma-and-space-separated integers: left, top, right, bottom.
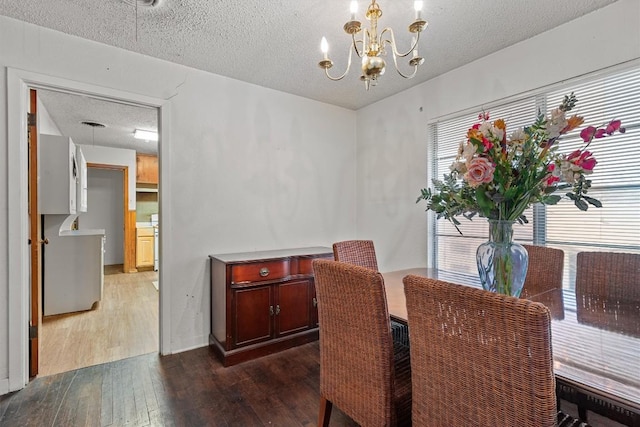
416, 93, 625, 295
417, 93, 625, 232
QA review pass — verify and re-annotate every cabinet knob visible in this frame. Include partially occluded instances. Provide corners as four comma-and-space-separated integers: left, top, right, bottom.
259, 267, 270, 277
312, 297, 318, 307
269, 305, 274, 316
40, 238, 49, 245
275, 305, 280, 315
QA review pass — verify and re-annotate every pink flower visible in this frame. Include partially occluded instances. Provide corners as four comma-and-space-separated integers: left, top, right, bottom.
567, 150, 597, 172
580, 126, 597, 142
606, 119, 622, 134
464, 157, 495, 188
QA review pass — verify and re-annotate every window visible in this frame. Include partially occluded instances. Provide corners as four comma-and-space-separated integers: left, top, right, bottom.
428, 65, 640, 291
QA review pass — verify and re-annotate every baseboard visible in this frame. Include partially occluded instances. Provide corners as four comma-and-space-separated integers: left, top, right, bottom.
168, 334, 208, 355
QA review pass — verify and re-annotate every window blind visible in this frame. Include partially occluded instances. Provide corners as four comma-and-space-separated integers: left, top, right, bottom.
429, 65, 640, 290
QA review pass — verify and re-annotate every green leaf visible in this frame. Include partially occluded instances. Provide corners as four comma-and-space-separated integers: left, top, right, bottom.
583, 195, 603, 208
575, 199, 588, 211
542, 194, 561, 205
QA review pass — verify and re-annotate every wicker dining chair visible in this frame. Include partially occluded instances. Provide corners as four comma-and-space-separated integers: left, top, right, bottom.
332, 239, 408, 346
575, 251, 640, 337
332, 240, 379, 271
312, 259, 411, 427
521, 244, 566, 320
403, 274, 559, 426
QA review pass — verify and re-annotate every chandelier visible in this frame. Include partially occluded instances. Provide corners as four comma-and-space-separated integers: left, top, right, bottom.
318, 1, 427, 90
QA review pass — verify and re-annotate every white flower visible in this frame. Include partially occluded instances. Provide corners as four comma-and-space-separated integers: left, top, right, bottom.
546, 108, 568, 139
461, 142, 476, 163
560, 160, 586, 183
510, 128, 526, 143
479, 121, 504, 141
450, 160, 466, 173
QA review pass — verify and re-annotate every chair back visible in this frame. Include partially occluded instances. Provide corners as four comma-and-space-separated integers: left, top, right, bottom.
575, 251, 640, 337
332, 240, 379, 271
521, 244, 565, 319
403, 275, 557, 426
313, 259, 404, 426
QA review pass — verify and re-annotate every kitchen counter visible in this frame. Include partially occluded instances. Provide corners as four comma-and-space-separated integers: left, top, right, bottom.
60, 228, 105, 237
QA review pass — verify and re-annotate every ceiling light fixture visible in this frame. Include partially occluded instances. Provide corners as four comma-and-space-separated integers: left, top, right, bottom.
120, 0, 159, 7
134, 129, 158, 141
318, 0, 427, 90
81, 121, 106, 146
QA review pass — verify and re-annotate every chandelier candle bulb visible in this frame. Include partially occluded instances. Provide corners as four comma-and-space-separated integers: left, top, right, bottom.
350, 1, 358, 21
414, 1, 423, 20
321, 37, 329, 60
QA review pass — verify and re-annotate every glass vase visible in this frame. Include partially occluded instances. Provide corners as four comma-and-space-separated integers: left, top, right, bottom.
476, 220, 529, 297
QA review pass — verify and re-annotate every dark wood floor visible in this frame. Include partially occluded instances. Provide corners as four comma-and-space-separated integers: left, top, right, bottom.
0, 342, 357, 427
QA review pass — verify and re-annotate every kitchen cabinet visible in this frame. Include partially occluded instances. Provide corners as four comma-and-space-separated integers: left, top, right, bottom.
43, 214, 105, 316
136, 227, 155, 268
136, 154, 158, 184
76, 145, 88, 212
209, 247, 332, 366
40, 134, 77, 214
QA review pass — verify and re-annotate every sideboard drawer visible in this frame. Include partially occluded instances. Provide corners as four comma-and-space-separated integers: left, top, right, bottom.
298, 254, 332, 275
231, 260, 290, 284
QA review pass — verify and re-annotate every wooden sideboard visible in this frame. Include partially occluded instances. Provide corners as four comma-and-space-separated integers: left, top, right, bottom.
209, 247, 332, 366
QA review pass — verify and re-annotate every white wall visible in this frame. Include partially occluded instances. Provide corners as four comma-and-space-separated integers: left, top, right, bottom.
36, 98, 62, 136
356, 0, 640, 272
0, 14, 356, 392
82, 169, 124, 265
79, 144, 136, 210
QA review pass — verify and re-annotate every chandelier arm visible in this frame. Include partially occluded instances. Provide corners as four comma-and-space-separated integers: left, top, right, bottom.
323, 45, 355, 81
380, 27, 420, 58
352, 33, 365, 58
389, 49, 420, 79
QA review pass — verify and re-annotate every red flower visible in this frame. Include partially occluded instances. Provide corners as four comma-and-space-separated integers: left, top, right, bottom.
546, 175, 560, 185
482, 137, 493, 151
545, 164, 560, 185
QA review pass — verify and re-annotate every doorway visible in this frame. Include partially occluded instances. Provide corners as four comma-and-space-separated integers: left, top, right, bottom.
35, 89, 160, 376
7, 68, 171, 390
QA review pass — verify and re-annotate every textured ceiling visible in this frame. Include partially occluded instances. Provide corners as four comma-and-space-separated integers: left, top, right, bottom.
38, 89, 158, 155
1, 0, 619, 154
0, 0, 618, 110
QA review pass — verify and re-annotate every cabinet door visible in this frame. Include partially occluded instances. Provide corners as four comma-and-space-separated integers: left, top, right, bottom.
136, 236, 154, 267
276, 279, 312, 337
136, 154, 159, 184
233, 285, 273, 347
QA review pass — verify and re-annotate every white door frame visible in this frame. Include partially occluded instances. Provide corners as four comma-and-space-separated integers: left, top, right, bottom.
7, 68, 173, 391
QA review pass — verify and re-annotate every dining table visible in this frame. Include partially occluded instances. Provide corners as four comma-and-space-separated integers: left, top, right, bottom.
382, 268, 640, 427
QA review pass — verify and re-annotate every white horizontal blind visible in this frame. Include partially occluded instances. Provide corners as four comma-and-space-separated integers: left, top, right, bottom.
543, 67, 640, 289
429, 65, 640, 289
431, 97, 537, 280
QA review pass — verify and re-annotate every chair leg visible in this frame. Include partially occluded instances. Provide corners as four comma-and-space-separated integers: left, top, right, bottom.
318, 396, 333, 427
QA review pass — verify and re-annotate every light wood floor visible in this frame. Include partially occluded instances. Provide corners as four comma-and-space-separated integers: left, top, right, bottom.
39, 265, 159, 377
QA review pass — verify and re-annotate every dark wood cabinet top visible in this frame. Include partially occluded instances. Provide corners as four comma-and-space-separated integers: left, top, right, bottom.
209, 246, 332, 263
